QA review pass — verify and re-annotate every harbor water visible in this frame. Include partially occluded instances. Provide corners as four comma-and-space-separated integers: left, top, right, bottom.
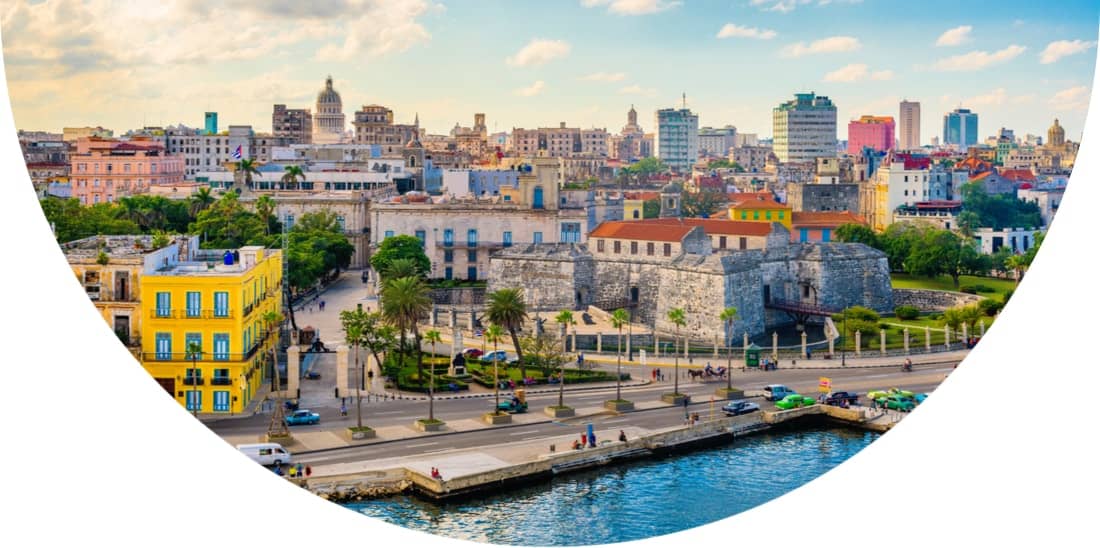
344, 426, 878, 545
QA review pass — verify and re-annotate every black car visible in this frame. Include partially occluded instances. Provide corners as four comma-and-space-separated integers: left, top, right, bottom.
722, 400, 761, 416
824, 391, 860, 406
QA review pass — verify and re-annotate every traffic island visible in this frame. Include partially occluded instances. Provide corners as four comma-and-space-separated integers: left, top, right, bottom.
346, 426, 376, 440
544, 405, 575, 418
661, 393, 688, 405
414, 419, 446, 432
604, 399, 634, 412
265, 433, 294, 444
714, 388, 744, 400
483, 412, 512, 425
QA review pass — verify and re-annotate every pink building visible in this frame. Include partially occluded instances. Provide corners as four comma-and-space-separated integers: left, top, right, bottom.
70, 137, 185, 205
847, 116, 896, 155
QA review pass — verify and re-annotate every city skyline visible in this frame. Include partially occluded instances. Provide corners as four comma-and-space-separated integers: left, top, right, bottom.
1, 0, 1096, 141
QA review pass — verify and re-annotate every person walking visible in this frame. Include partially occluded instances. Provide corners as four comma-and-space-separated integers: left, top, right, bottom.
320, 300, 326, 311
618, 430, 627, 442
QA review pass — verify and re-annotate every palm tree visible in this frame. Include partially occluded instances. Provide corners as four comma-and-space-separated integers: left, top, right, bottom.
719, 307, 739, 392
185, 340, 202, 418
553, 310, 575, 408
611, 308, 629, 402
486, 288, 528, 378
188, 187, 215, 218
282, 165, 306, 190
381, 276, 433, 385
254, 195, 277, 236
340, 308, 368, 429
667, 308, 686, 396
485, 324, 505, 412
235, 158, 260, 189
1004, 254, 1025, 286
424, 329, 442, 421
383, 258, 422, 281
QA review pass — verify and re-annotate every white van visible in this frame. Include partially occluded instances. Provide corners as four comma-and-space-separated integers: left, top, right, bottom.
236, 443, 292, 467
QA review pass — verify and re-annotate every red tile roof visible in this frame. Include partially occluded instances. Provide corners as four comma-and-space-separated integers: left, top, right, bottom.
999, 169, 1036, 182
791, 211, 866, 228
644, 217, 773, 236
589, 221, 695, 242
728, 193, 788, 209
624, 191, 660, 201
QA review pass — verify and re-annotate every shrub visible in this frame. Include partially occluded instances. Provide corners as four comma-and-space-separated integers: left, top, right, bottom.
894, 305, 920, 320
1003, 289, 1014, 302
959, 285, 977, 294
978, 298, 1003, 317
929, 313, 942, 320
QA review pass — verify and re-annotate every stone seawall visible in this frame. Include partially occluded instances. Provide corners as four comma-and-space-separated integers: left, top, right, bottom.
892, 289, 983, 311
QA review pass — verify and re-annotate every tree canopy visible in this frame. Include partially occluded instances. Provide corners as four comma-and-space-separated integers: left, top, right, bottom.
370, 235, 431, 279
959, 181, 1041, 230
681, 190, 725, 218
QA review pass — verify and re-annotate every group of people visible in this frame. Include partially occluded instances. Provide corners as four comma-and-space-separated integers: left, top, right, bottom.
275, 463, 311, 478
570, 430, 627, 450
650, 368, 665, 382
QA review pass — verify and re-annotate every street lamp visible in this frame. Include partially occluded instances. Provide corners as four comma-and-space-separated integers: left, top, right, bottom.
841, 306, 848, 367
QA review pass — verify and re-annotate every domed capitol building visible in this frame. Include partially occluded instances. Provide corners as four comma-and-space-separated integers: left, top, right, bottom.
313, 75, 346, 144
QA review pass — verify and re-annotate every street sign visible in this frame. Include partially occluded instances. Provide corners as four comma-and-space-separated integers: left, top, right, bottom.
818, 377, 831, 392
640, 349, 647, 366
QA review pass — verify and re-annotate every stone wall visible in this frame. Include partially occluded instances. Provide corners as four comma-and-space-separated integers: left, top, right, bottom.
892, 288, 983, 311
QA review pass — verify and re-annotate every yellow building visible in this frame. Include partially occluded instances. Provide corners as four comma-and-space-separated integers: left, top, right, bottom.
622, 191, 659, 220
727, 192, 792, 229
140, 242, 283, 415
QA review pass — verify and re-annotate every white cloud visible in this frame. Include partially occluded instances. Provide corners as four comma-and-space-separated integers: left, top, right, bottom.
961, 88, 1036, 108
1039, 40, 1098, 64
1049, 85, 1090, 111
822, 63, 893, 82
751, 0, 861, 13
618, 85, 658, 97
505, 39, 571, 67
930, 45, 1026, 71
581, 0, 682, 15
935, 25, 972, 47
716, 23, 777, 40
515, 80, 546, 97
581, 72, 627, 82
781, 36, 861, 57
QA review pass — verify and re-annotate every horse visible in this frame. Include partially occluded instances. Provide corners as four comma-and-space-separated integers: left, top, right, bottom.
688, 369, 706, 381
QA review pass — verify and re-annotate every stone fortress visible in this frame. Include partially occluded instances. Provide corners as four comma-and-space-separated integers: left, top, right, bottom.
488, 183, 893, 342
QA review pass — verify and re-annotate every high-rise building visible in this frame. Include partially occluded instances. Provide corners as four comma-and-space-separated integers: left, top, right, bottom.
899, 101, 920, 150
698, 126, 738, 157
655, 103, 699, 172
313, 76, 346, 144
943, 108, 978, 151
847, 116, 895, 155
272, 104, 312, 144
204, 112, 218, 136
772, 92, 837, 163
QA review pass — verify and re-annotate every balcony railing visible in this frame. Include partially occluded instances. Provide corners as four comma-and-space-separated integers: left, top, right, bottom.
150, 309, 234, 320
182, 377, 205, 386
434, 241, 510, 249
211, 377, 232, 386
142, 339, 266, 363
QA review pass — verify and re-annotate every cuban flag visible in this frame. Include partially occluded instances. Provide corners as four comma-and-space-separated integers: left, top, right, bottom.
232, 145, 242, 160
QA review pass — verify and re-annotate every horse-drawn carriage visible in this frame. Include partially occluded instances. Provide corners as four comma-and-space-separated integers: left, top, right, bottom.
688, 364, 728, 382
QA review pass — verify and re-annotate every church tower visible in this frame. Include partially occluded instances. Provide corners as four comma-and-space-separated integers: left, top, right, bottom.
659, 181, 682, 218
1048, 118, 1065, 148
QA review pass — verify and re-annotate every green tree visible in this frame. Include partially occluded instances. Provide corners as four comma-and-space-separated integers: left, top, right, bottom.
719, 307, 738, 391
340, 308, 369, 429
235, 159, 261, 189
681, 189, 725, 218
40, 197, 139, 242
253, 195, 278, 236
188, 192, 268, 249
485, 324, 506, 412
905, 229, 988, 289
553, 309, 576, 409
382, 258, 422, 281
519, 331, 569, 378
486, 288, 529, 379
642, 199, 661, 219
370, 234, 431, 280
834, 223, 879, 248
381, 276, 433, 385
667, 307, 686, 397
188, 187, 216, 218
610, 308, 630, 402
834, 306, 880, 350
281, 165, 306, 190
423, 329, 442, 421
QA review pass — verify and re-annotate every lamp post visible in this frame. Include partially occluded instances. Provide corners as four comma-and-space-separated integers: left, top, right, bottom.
841, 306, 848, 367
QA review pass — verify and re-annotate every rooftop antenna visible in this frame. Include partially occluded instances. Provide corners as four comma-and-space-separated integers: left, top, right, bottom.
682, 92, 686, 109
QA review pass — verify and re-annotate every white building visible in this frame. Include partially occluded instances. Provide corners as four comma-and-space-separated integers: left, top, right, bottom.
974, 227, 1044, 255
874, 159, 947, 226
772, 92, 837, 163
734, 133, 758, 147
165, 125, 292, 179
1016, 186, 1064, 227
698, 126, 737, 157
655, 106, 699, 173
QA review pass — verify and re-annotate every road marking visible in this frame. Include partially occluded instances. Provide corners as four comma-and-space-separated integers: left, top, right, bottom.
373, 411, 404, 415
508, 429, 542, 436
522, 437, 547, 441
603, 418, 629, 424
405, 442, 439, 448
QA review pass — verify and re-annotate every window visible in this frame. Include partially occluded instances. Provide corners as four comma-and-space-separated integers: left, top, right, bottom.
597, 240, 605, 252
213, 391, 230, 412
444, 250, 454, 263
741, 211, 747, 220
443, 229, 454, 247
468, 250, 478, 263
753, 211, 759, 220
155, 333, 172, 360
633, 210, 640, 219
778, 211, 784, 220
186, 291, 201, 317
213, 333, 230, 361
467, 266, 478, 280
663, 243, 672, 256
739, 237, 747, 250
467, 229, 478, 247
155, 292, 171, 317
336, 215, 345, 232
503, 231, 512, 247
613, 241, 621, 254
560, 222, 581, 244
533, 232, 543, 244
415, 230, 426, 248
803, 285, 811, 298
214, 292, 229, 317
765, 211, 772, 220
647, 242, 655, 256
719, 236, 727, 249
384, 230, 394, 239
444, 267, 453, 280
213, 368, 230, 386
799, 228, 809, 243
822, 229, 831, 242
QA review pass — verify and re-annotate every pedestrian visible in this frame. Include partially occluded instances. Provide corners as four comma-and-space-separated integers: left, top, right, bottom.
340, 402, 347, 417
288, 466, 297, 478
297, 463, 304, 477
581, 433, 587, 446
590, 432, 597, 447
320, 300, 325, 311
305, 466, 312, 477
618, 430, 627, 442
275, 464, 283, 476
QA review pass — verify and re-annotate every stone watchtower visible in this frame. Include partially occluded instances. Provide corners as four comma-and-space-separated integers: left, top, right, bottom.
659, 181, 682, 218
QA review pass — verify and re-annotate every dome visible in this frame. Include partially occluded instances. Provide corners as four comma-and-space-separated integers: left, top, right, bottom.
316, 75, 342, 106
661, 181, 682, 194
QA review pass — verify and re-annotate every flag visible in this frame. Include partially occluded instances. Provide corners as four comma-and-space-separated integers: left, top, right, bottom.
232, 145, 242, 160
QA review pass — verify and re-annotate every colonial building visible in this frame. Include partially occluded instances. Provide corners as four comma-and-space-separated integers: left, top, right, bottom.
352, 105, 419, 155
70, 137, 185, 204
313, 76, 346, 145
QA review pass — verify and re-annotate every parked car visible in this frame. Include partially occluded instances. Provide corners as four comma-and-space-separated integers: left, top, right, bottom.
722, 400, 761, 416
482, 350, 509, 362
285, 409, 321, 425
775, 394, 817, 410
824, 391, 860, 406
876, 395, 915, 411
237, 443, 291, 467
763, 384, 796, 402
462, 348, 484, 359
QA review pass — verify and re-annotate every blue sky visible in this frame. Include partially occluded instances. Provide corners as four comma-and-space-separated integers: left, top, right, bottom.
2, 0, 1096, 143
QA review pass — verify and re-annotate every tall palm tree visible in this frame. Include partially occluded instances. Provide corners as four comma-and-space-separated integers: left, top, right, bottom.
486, 288, 528, 378
340, 308, 368, 429
254, 195, 277, 236
424, 329, 442, 421
1004, 254, 1025, 286
611, 308, 629, 402
667, 308, 686, 396
188, 187, 215, 218
185, 341, 202, 418
719, 307, 739, 391
383, 258, 422, 281
485, 324, 505, 412
554, 310, 575, 408
381, 276, 433, 384
282, 164, 306, 190
235, 158, 261, 189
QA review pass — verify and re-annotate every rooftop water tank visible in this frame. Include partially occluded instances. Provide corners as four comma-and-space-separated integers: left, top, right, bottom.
223, 251, 234, 266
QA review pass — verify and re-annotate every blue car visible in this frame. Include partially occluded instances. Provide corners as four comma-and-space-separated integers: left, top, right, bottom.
482, 350, 509, 362
285, 409, 320, 426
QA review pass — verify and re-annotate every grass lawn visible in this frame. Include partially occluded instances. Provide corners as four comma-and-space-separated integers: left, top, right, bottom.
890, 273, 1017, 300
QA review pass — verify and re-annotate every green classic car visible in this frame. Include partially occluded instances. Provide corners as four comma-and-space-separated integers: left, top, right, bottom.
775, 394, 817, 410
876, 395, 916, 411
869, 388, 916, 401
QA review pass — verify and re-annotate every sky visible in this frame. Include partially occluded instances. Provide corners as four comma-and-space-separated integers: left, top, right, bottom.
1, 0, 1097, 143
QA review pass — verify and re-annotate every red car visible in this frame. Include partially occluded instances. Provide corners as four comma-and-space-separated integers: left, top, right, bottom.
462, 348, 484, 359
